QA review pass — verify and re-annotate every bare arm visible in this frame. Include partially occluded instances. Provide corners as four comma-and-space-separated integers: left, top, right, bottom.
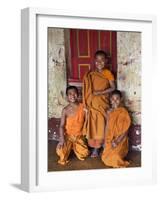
116, 131, 128, 144
104, 111, 110, 138
103, 80, 115, 94
111, 131, 128, 148
57, 108, 66, 148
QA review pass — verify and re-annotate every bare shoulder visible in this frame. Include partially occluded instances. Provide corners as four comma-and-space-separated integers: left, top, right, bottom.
62, 105, 70, 114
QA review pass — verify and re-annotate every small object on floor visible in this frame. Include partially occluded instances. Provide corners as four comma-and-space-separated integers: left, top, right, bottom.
91, 148, 99, 158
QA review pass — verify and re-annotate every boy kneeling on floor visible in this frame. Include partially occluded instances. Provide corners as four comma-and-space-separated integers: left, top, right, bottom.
56, 86, 89, 165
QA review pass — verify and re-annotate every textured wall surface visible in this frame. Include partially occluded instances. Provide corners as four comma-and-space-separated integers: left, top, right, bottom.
117, 32, 141, 125
48, 30, 141, 123
48, 28, 68, 118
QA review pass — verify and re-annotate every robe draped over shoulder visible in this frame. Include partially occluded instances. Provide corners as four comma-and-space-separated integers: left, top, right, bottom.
101, 107, 131, 168
82, 69, 114, 147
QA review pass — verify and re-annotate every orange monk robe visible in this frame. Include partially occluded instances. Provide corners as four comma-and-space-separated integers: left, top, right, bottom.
56, 103, 89, 165
82, 69, 114, 148
101, 107, 131, 168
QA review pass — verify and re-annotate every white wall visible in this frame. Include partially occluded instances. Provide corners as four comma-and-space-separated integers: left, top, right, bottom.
48, 28, 67, 118
0, 0, 160, 199
117, 32, 141, 124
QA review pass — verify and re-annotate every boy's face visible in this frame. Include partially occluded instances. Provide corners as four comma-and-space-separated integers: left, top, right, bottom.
110, 94, 121, 108
95, 55, 106, 71
67, 89, 78, 103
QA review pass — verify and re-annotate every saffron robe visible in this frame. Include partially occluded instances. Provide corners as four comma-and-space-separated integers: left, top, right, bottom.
101, 107, 131, 168
56, 103, 89, 165
82, 69, 114, 148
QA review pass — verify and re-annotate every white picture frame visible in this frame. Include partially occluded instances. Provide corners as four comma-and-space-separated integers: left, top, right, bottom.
21, 7, 157, 192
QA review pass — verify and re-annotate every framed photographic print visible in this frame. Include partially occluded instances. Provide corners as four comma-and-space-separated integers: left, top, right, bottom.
21, 7, 157, 192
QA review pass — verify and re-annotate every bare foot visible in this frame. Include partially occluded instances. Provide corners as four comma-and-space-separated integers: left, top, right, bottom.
90, 148, 99, 158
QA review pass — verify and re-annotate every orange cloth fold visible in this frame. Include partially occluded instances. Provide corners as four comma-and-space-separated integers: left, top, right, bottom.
82, 69, 114, 147
65, 103, 85, 136
56, 103, 89, 165
101, 107, 131, 168
56, 135, 89, 165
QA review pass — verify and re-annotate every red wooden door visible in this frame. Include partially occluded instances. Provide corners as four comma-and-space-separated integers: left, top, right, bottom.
68, 29, 117, 85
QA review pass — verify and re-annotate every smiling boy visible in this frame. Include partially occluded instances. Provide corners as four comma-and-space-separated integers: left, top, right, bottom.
83, 50, 115, 157
101, 90, 131, 168
56, 86, 89, 165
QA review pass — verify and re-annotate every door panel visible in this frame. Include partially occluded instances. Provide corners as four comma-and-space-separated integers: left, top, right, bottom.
69, 29, 117, 84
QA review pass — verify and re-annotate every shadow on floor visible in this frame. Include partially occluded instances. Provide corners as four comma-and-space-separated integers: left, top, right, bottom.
48, 140, 141, 172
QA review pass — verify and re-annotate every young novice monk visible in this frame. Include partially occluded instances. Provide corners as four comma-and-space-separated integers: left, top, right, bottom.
101, 90, 131, 168
56, 86, 89, 165
83, 50, 115, 157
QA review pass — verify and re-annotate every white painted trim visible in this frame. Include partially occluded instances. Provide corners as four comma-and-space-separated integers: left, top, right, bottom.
28, 7, 155, 22
21, 8, 37, 192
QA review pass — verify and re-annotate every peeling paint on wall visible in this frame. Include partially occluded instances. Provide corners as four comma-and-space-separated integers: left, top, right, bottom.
117, 32, 141, 125
48, 28, 68, 118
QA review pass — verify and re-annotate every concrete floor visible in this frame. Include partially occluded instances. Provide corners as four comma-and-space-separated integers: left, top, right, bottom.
48, 140, 141, 172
